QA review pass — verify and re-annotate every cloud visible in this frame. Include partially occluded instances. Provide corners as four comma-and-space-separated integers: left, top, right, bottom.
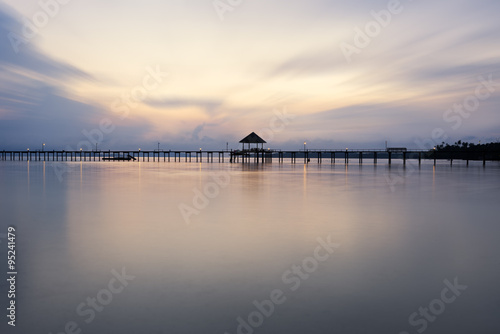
191, 123, 205, 141
0, 5, 90, 80
0, 5, 152, 150
267, 47, 346, 79
145, 97, 223, 115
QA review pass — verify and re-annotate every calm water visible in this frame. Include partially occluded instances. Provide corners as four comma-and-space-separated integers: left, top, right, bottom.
0, 160, 499, 334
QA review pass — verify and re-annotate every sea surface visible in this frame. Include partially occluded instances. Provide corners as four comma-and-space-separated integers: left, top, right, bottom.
0, 159, 499, 334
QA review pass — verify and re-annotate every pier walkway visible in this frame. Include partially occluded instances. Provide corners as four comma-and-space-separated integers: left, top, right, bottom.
1, 149, 498, 166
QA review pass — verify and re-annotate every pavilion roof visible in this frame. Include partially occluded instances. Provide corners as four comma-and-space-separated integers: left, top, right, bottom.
239, 132, 266, 144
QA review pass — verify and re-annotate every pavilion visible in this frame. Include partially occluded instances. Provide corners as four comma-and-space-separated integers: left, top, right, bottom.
239, 132, 266, 151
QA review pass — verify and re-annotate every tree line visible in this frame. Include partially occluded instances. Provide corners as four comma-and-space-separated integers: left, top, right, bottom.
426, 140, 500, 160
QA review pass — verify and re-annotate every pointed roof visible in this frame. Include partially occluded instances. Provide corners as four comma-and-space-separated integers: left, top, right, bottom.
239, 132, 266, 144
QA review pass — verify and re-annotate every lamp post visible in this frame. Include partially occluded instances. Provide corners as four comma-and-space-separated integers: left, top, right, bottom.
304, 141, 306, 151
42, 143, 45, 152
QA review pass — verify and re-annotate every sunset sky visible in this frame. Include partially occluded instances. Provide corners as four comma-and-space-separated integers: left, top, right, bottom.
0, 0, 499, 150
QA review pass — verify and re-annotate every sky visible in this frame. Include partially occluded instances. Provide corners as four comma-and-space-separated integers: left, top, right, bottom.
0, 0, 499, 151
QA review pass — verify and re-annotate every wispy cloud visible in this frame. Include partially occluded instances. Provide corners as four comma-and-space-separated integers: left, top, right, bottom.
145, 97, 223, 116
0, 5, 153, 149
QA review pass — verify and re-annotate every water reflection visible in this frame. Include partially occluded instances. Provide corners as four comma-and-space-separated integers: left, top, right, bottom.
0, 161, 499, 333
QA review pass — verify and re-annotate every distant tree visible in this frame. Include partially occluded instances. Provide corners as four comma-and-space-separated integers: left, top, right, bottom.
428, 140, 500, 161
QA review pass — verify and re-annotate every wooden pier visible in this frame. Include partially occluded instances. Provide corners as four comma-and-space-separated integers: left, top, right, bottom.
1, 149, 498, 166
